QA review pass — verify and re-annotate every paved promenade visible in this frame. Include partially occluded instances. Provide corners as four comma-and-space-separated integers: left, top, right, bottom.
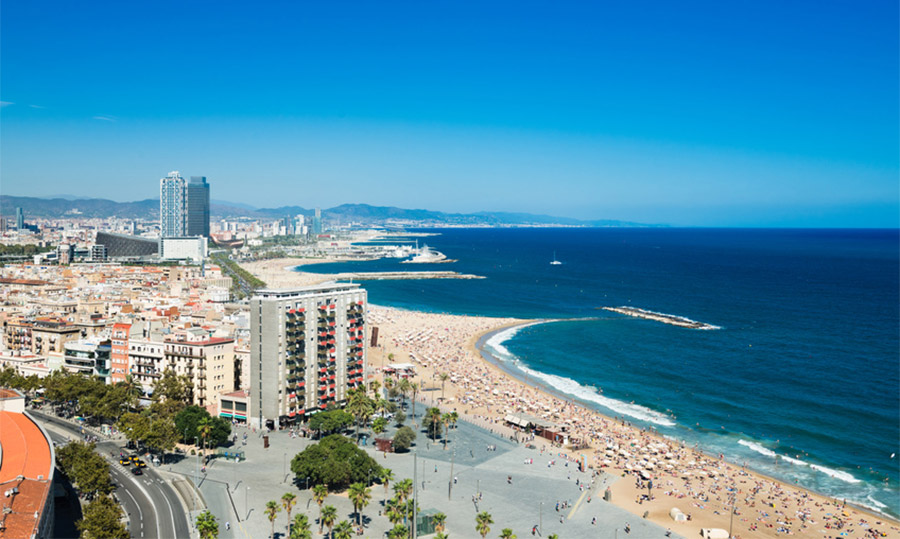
164, 403, 682, 539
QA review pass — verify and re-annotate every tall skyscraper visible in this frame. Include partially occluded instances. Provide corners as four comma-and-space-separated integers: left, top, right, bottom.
159, 171, 210, 238
159, 171, 186, 237
15, 207, 24, 230
187, 176, 210, 237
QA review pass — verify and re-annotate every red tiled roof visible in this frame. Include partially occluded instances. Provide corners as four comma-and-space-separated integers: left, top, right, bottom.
0, 411, 53, 538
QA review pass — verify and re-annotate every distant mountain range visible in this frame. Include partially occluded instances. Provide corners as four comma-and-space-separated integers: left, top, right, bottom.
0, 195, 656, 227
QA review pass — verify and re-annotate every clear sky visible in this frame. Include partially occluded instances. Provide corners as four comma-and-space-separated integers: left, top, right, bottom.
1, 0, 897, 227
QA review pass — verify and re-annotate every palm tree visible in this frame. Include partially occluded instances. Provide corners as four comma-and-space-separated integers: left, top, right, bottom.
346, 390, 373, 444
393, 478, 413, 505
265, 500, 280, 539
409, 382, 419, 425
387, 524, 409, 539
320, 505, 337, 537
198, 417, 213, 457
442, 413, 451, 449
385, 497, 405, 525
282, 492, 297, 535
290, 514, 312, 539
379, 468, 394, 499
426, 407, 443, 441
313, 483, 328, 509
398, 378, 411, 409
195, 510, 218, 539
475, 511, 493, 538
499, 528, 517, 539
348, 482, 371, 526
332, 520, 353, 539
432, 512, 447, 533
439, 372, 450, 400
444, 411, 458, 449
369, 379, 381, 398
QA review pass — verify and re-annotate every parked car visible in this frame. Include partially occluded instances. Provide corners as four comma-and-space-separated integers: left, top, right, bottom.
131, 467, 143, 476
118, 458, 131, 466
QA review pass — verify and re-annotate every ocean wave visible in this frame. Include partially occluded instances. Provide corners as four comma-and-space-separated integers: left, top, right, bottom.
737, 439, 861, 484
738, 439, 777, 458
866, 496, 889, 510
483, 323, 676, 427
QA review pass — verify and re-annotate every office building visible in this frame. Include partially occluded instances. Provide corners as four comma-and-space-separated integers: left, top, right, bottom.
187, 176, 210, 237
15, 207, 24, 230
159, 171, 187, 238
63, 341, 112, 383
249, 283, 366, 430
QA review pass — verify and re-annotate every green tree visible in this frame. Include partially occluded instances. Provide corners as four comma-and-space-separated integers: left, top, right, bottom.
424, 407, 443, 441
439, 372, 450, 400
372, 416, 387, 434
308, 409, 354, 438
198, 417, 213, 456
500, 528, 517, 539
333, 520, 354, 539
320, 505, 337, 537
290, 435, 383, 491
195, 510, 219, 539
379, 468, 394, 499
56, 441, 112, 496
77, 494, 128, 539
387, 524, 409, 539
433, 512, 447, 533
265, 500, 280, 539
369, 379, 381, 398
393, 409, 406, 427
348, 482, 371, 526
393, 479, 413, 505
290, 514, 312, 539
392, 425, 416, 452
346, 389, 374, 444
281, 492, 297, 534
409, 382, 419, 426
475, 511, 494, 538
154, 368, 193, 409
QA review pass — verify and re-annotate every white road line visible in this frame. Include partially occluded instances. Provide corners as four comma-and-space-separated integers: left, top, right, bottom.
125, 489, 142, 523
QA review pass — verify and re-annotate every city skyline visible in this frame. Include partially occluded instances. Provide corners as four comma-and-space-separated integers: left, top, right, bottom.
1, 1, 898, 227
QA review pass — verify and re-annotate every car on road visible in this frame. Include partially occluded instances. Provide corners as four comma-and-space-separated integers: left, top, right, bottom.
119, 458, 131, 466
131, 467, 143, 476
130, 455, 141, 465
134, 459, 147, 468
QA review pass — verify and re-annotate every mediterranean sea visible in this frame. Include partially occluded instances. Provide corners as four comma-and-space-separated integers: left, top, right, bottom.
299, 227, 900, 517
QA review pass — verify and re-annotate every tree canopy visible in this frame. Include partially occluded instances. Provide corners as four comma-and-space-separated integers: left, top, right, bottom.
290, 434, 383, 491
174, 405, 231, 447
392, 425, 416, 452
308, 409, 353, 437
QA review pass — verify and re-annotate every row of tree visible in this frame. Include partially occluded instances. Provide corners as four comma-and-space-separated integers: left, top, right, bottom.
56, 441, 128, 539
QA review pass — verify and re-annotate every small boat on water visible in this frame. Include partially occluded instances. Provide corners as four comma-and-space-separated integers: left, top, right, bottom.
550, 251, 562, 265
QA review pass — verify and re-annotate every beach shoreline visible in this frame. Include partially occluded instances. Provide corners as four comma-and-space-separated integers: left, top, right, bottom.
245, 257, 900, 538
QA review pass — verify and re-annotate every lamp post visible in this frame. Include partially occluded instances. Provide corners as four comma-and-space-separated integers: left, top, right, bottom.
539, 501, 543, 534
195, 436, 200, 484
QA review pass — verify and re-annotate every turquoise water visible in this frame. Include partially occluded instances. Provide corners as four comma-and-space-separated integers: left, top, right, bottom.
300, 228, 900, 517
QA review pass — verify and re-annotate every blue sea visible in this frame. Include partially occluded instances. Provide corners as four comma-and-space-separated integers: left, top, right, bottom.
300, 228, 900, 517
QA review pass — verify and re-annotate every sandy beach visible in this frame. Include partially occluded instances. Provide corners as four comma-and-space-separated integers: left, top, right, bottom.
248, 258, 900, 539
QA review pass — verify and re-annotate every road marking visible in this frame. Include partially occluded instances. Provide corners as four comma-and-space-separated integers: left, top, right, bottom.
567, 487, 590, 520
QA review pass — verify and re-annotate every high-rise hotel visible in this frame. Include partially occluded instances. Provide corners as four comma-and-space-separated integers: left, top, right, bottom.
249, 283, 367, 430
159, 171, 210, 238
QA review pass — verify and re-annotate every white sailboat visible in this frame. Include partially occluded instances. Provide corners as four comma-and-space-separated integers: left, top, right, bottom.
550, 251, 562, 265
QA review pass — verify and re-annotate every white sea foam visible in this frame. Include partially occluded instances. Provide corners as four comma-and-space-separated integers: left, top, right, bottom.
738, 439, 777, 458
809, 464, 862, 484
866, 496, 889, 510
484, 322, 676, 427
738, 439, 861, 484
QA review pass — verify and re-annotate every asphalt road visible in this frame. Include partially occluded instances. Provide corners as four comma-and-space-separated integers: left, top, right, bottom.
33, 411, 191, 539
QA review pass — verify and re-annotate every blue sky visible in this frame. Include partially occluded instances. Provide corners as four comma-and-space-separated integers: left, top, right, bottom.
1, 0, 897, 226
